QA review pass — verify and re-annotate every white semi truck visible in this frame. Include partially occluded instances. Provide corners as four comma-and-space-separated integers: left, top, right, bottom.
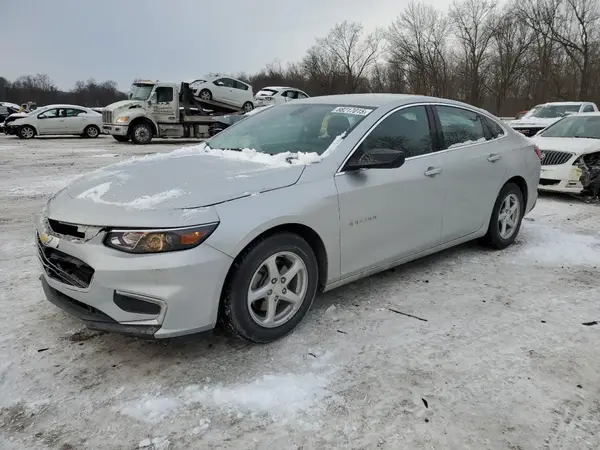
101, 80, 245, 144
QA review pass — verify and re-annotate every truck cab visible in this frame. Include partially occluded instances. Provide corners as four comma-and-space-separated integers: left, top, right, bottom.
102, 80, 246, 144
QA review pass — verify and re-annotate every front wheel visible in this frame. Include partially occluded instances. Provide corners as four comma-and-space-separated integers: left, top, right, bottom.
199, 89, 212, 101
130, 123, 152, 145
221, 233, 319, 343
113, 135, 129, 142
242, 101, 254, 112
18, 125, 35, 139
481, 182, 524, 250
83, 125, 100, 138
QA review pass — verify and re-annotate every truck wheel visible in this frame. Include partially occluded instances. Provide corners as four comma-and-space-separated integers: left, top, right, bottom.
19, 125, 35, 139
113, 135, 129, 143
130, 123, 152, 145
199, 89, 212, 101
83, 125, 100, 138
242, 102, 254, 112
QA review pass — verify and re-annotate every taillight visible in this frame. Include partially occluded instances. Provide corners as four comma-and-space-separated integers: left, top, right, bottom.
533, 145, 542, 160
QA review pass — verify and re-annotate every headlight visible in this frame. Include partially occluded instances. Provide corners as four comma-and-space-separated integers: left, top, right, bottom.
104, 223, 218, 254
115, 116, 129, 124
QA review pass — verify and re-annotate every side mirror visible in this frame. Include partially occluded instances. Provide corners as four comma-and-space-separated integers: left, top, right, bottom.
128, 93, 132, 100
345, 147, 406, 171
216, 81, 224, 86
148, 92, 157, 106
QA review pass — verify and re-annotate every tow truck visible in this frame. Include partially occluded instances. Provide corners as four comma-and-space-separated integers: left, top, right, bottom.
101, 79, 245, 144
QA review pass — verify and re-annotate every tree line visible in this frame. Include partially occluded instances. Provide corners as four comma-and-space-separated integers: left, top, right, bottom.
1, 0, 599, 116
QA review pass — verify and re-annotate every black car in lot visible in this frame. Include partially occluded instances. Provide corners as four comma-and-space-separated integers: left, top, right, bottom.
0, 104, 19, 131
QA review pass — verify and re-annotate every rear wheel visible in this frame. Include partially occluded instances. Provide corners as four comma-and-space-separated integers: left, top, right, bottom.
113, 135, 129, 142
242, 101, 254, 112
18, 125, 35, 139
481, 182, 524, 249
221, 233, 319, 343
130, 122, 152, 145
83, 125, 100, 138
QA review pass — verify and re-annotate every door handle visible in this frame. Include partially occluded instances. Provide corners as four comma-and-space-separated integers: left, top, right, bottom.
424, 167, 442, 177
488, 154, 502, 162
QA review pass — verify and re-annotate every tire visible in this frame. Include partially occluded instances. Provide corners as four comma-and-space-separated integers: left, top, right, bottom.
199, 89, 212, 101
112, 135, 129, 142
481, 182, 525, 250
18, 125, 35, 139
83, 125, 100, 138
130, 122, 153, 145
242, 101, 254, 112
221, 233, 319, 343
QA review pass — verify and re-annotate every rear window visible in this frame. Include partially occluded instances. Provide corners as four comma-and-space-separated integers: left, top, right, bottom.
256, 89, 278, 96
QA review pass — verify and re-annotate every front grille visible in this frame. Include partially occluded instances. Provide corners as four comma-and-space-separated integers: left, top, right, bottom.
514, 127, 543, 137
48, 219, 85, 239
540, 150, 573, 166
102, 110, 112, 124
37, 234, 95, 288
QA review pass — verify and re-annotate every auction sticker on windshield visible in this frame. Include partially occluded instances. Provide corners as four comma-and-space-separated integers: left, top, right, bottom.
331, 106, 373, 116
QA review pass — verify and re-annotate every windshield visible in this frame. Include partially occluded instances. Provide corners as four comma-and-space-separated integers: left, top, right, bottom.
130, 84, 154, 100
529, 104, 581, 119
540, 115, 600, 139
208, 103, 375, 155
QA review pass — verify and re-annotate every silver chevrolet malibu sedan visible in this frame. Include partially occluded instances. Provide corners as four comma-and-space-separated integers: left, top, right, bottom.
36, 94, 541, 343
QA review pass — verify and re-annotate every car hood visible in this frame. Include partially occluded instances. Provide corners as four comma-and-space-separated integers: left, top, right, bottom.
47, 150, 306, 227
508, 117, 560, 128
529, 136, 600, 154
106, 100, 145, 111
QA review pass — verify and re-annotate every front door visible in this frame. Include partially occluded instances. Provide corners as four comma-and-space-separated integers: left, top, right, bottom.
36, 108, 66, 134
151, 86, 178, 124
335, 105, 445, 278
433, 105, 508, 242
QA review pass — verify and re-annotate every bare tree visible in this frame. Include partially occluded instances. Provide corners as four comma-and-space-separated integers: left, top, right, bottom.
317, 21, 385, 93
450, 0, 498, 105
488, 3, 535, 114
388, 1, 452, 97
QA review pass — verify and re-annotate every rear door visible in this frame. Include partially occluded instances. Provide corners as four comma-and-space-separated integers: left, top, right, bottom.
432, 105, 508, 243
63, 108, 88, 133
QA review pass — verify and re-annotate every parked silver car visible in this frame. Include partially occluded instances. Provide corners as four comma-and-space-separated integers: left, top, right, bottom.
36, 94, 541, 343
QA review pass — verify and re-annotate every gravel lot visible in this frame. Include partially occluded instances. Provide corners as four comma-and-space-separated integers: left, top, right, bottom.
0, 134, 599, 450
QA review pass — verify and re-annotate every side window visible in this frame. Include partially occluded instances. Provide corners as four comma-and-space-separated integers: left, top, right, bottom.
215, 78, 234, 88
66, 109, 86, 117
582, 104, 595, 112
360, 106, 433, 158
483, 117, 505, 139
233, 80, 248, 91
436, 105, 487, 148
297, 92, 308, 99
38, 109, 58, 119
155, 87, 173, 103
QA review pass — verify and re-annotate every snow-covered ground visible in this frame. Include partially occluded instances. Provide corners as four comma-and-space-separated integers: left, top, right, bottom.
1, 135, 600, 450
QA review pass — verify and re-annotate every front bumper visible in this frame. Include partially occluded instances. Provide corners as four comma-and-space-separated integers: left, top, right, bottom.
35, 214, 234, 338
5, 125, 17, 135
538, 164, 583, 194
102, 124, 128, 136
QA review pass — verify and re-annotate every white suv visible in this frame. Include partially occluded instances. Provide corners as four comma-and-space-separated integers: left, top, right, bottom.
255, 86, 309, 107
190, 77, 255, 112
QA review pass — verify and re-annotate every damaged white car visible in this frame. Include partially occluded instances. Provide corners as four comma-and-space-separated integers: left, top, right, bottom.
530, 112, 600, 195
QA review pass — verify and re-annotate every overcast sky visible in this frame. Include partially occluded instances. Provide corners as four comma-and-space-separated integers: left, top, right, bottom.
1, 0, 448, 91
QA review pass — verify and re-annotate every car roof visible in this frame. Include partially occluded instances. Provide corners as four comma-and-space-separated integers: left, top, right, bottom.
41, 104, 90, 109
262, 86, 299, 90
541, 101, 586, 106
293, 93, 492, 112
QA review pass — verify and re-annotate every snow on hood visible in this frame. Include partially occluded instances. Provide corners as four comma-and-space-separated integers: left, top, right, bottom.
47, 143, 325, 226
529, 136, 600, 154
